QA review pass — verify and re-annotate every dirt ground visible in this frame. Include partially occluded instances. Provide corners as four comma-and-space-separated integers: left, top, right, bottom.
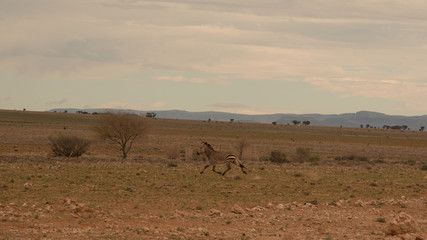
0, 110, 426, 239
1, 188, 426, 240
0, 159, 426, 240
1, 196, 426, 240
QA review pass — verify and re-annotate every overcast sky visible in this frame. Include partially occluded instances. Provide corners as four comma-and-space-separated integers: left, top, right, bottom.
2, 0, 427, 115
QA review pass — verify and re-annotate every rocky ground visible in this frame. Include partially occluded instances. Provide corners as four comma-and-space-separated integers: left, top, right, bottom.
1, 196, 425, 239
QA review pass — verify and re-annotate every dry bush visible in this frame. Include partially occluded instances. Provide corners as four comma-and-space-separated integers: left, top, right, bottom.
295, 147, 320, 163
334, 154, 368, 162
49, 134, 91, 158
236, 139, 250, 159
166, 144, 181, 160
269, 150, 288, 163
94, 113, 148, 159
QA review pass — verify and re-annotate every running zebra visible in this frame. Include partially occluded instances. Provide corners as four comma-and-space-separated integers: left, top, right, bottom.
197, 141, 247, 176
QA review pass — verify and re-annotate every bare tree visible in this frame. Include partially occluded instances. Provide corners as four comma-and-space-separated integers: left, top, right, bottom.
94, 113, 149, 159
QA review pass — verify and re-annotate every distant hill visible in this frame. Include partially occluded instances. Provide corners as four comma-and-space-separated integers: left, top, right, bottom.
48, 108, 427, 130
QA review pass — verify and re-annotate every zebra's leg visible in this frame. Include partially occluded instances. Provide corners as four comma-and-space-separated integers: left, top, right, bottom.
240, 165, 247, 174
200, 164, 210, 174
232, 160, 247, 174
222, 163, 232, 176
212, 165, 222, 175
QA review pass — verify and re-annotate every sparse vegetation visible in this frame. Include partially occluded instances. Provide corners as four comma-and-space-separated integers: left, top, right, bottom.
49, 134, 90, 157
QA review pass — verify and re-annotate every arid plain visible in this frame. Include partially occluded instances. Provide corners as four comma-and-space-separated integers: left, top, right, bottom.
0, 110, 426, 239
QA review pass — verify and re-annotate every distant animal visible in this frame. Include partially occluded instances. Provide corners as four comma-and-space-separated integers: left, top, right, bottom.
197, 141, 247, 176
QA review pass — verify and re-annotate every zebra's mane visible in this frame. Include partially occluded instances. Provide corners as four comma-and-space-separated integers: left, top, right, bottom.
203, 141, 215, 151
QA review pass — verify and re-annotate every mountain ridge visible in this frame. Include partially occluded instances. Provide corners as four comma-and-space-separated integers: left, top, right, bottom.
48, 108, 427, 130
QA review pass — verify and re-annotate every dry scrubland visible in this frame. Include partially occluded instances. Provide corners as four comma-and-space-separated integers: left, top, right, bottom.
0, 109, 426, 239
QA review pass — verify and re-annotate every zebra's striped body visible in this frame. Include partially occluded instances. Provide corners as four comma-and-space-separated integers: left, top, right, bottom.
197, 142, 247, 176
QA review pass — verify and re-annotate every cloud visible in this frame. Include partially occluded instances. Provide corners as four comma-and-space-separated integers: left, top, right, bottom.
211, 102, 248, 109
209, 102, 287, 115
156, 75, 231, 85
87, 102, 143, 110
150, 102, 166, 108
46, 99, 67, 106
2, 0, 427, 114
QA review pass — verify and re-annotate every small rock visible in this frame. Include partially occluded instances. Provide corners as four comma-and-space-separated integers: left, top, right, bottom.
246, 206, 265, 212
336, 200, 345, 207
174, 210, 185, 218
231, 204, 245, 214
23, 182, 31, 191
304, 200, 318, 205
355, 200, 365, 207
303, 202, 314, 208
385, 212, 419, 236
45, 205, 53, 212
276, 203, 285, 210
64, 198, 75, 206
209, 209, 222, 216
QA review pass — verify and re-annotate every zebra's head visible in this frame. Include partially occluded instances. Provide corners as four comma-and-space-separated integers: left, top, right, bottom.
196, 141, 214, 156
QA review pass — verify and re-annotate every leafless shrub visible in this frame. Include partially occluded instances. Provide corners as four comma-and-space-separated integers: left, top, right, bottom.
49, 134, 91, 157
93, 113, 148, 159
295, 147, 320, 163
335, 154, 368, 162
166, 144, 180, 160
269, 150, 288, 163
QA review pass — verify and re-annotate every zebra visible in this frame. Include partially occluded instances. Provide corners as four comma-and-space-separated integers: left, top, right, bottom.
197, 141, 247, 176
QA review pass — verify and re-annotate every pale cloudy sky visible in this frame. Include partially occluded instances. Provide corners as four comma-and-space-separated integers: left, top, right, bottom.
2, 0, 427, 115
